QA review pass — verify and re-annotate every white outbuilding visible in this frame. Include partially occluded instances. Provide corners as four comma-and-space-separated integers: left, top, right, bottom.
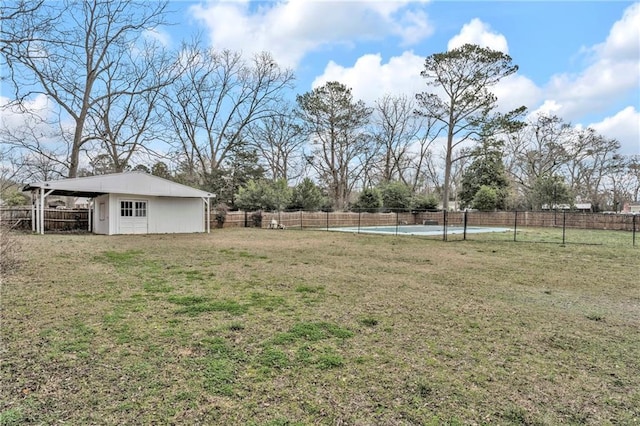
23, 172, 214, 235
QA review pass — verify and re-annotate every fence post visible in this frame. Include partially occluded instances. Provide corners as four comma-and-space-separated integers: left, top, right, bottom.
463, 210, 468, 240
562, 210, 566, 245
633, 214, 637, 247
300, 210, 303, 230
513, 211, 518, 242
395, 211, 399, 236
358, 211, 361, 234
443, 210, 448, 241
326, 210, 329, 231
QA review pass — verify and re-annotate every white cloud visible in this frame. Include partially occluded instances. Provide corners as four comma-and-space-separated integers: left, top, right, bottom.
587, 106, 640, 156
493, 74, 541, 114
538, 2, 640, 121
312, 13, 536, 113
394, 9, 434, 47
513, 3, 640, 157
312, 51, 425, 105
529, 100, 562, 118
188, 0, 433, 69
311, 48, 540, 125
1, 94, 53, 130
593, 2, 640, 61
143, 28, 172, 47
447, 18, 509, 53
0, 94, 74, 171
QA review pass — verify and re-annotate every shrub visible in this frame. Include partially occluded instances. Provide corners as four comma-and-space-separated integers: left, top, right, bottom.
1, 189, 29, 206
472, 185, 498, 211
235, 179, 291, 211
411, 194, 439, 211
251, 210, 263, 228
214, 203, 229, 228
289, 178, 326, 211
380, 181, 412, 210
353, 188, 382, 212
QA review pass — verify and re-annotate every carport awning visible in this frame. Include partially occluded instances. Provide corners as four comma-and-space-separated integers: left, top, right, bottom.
21, 186, 107, 198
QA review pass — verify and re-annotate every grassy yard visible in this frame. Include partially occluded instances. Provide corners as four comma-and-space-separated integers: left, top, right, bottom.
1, 229, 638, 425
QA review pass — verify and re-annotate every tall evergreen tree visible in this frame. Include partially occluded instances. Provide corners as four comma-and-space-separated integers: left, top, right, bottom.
290, 178, 326, 211
416, 44, 520, 210
459, 142, 510, 210
297, 81, 373, 210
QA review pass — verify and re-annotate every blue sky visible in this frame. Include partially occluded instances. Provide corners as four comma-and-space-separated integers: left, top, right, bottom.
161, 0, 639, 155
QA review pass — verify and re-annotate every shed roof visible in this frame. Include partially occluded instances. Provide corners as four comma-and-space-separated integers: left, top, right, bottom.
23, 172, 214, 199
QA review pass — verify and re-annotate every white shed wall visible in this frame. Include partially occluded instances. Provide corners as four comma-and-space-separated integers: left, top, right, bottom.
147, 197, 204, 234
91, 193, 205, 235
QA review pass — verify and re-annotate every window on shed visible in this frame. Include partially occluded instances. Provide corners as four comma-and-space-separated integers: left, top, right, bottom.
120, 201, 133, 217
135, 201, 147, 217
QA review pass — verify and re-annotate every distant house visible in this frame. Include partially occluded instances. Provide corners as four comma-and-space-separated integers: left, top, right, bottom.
47, 199, 66, 209
74, 197, 91, 209
574, 203, 592, 212
23, 172, 214, 235
541, 203, 592, 212
622, 203, 640, 214
541, 203, 571, 211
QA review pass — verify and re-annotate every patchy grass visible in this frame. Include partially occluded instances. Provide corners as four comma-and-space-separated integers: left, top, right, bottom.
1, 229, 639, 424
0, 228, 22, 275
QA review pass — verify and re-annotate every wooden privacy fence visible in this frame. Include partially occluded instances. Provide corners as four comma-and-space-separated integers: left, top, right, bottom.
0, 207, 89, 231
214, 210, 638, 232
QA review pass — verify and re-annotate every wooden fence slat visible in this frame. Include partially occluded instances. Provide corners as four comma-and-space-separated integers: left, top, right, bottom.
1, 208, 89, 231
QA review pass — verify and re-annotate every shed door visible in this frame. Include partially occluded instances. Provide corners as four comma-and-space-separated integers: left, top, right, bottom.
118, 200, 148, 234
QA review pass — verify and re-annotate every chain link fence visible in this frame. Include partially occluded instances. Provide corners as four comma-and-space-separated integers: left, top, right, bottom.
220, 209, 638, 247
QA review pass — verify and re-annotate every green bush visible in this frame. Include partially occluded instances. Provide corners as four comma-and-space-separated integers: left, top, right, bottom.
472, 186, 498, 211
353, 188, 382, 212
1, 189, 29, 206
380, 181, 412, 210
411, 194, 439, 211
289, 178, 326, 211
235, 179, 292, 211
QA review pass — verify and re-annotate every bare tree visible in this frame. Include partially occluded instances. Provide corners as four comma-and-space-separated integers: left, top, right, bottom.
0, 144, 23, 194
297, 81, 373, 210
504, 114, 628, 210
620, 155, 640, 204
244, 104, 306, 182
370, 95, 420, 185
608, 156, 634, 211
160, 43, 295, 186
1, 1, 62, 85
85, 38, 179, 173
1, 0, 67, 182
0, 106, 70, 181
565, 128, 623, 211
2, 0, 169, 178
366, 94, 446, 196
506, 114, 573, 192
